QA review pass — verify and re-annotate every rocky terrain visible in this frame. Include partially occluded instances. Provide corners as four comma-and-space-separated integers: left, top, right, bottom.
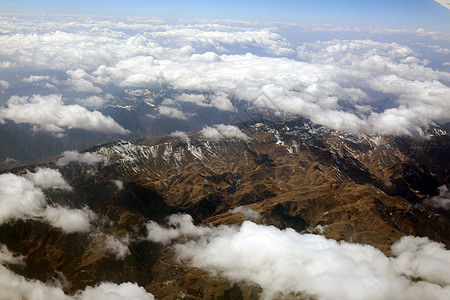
1, 117, 449, 299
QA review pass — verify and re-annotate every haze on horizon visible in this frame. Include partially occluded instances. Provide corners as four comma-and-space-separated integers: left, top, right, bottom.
1, 0, 450, 32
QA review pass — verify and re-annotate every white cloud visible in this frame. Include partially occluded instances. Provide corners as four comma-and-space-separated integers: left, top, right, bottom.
67, 69, 102, 93
200, 124, 250, 141
0, 257, 154, 300
0, 15, 450, 137
210, 92, 235, 111
0, 244, 24, 265
199, 126, 222, 141
0, 172, 95, 233
1, 244, 153, 300
169, 130, 189, 140
104, 234, 131, 259
112, 179, 124, 191
0, 80, 9, 93
76, 95, 109, 108
173, 93, 209, 107
158, 105, 188, 119
424, 185, 450, 210
43, 205, 94, 233
391, 236, 450, 286
25, 168, 72, 191
0, 173, 46, 224
22, 75, 52, 83
0, 94, 129, 135
76, 282, 154, 300
56, 150, 105, 167
146, 214, 450, 300
228, 206, 261, 220
145, 214, 213, 245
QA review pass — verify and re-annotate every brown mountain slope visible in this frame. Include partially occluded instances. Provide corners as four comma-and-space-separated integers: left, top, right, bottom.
1, 118, 449, 299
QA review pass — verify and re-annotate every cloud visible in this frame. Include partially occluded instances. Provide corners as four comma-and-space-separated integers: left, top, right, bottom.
200, 124, 250, 141
76, 282, 154, 300
43, 205, 94, 233
0, 173, 47, 224
112, 179, 124, 191
104, 234, 131, 260
56, 150, 105, 167
0, 172, 95, 233
172, 92, 235, 111
228, 206, 261, 220
75, 95, 110, 108
146, 214, 450, 300
157, 105, 188, 119
210, 92, 235, 111
25, 167, 72, 191
173, 93, 209, 107
0, 94, 129, 135
145, 214, 213, 245
0, 244, 154, 300
67, 69, 102, 93
0, 80, 9, 93
0, 244, 24, 266
1, 15, 450, 137
22, 75, 52, 83
199, 126, 222, 141
169, 130, 189, 140
424, 185, 450, 210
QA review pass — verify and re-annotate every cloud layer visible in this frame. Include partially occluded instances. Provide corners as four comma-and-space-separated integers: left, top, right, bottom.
1, 15, 449, 137
0, 95, 129, 135
147, 214, 450, 300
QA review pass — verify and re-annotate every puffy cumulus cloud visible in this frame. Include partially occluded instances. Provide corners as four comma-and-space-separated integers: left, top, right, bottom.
0, 94, 129, 135
56, 150, 105, 167
210, 92, 235, 111
200, 124, 250, 141
0, 172, 95, 233
0, 79, 9, 93
75, 95, 111, 108
0, 245, 154, 300
173, 93, 209, 107
146, 214, 450, 300
43, 206, 94, 233
424, 185, 450, 210
169, 130, 189, 140
172, 92, 235, 111
228, 206, 261, 220
0, 173, 46, 224
145, 214, 213, 245
157, 105, 188, 119
391, 236, 450, 286
67, 69, 102, 93
75, 282, 154, 300
199, 126, 222, 141
104, 234, 131, 260
25, 167, 72, 191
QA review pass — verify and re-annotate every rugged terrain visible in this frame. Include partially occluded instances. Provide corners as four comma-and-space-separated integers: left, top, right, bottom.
1, 117, 449, 299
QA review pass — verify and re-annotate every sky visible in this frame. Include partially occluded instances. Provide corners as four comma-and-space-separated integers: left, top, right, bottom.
1, 0, 450, 32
